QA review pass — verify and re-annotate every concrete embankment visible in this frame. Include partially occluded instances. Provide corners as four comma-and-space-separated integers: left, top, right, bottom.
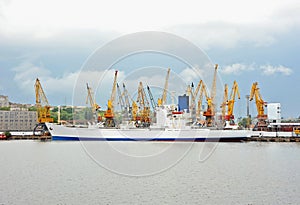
247, 137, 300, 142
9, 135, 51, 141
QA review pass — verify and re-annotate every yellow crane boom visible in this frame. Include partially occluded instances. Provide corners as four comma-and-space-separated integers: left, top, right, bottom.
122, 83, 137, 121
86, 83, 100, 112
220, 84, 228, 120
210, 64, 218, 113
158, 68, 170, 106
136, 82, 151, 127
34, 78, 53, 123
104, 70, 118, 127
86, 83, 101, 122
192, 80, 204, 102
203, 64, 218, 126
196, 82, 209, 118
249, 82, 267, 119
226, 80, 240, 119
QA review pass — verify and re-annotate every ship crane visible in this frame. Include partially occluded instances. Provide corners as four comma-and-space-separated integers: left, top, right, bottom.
34, 78, 53, 135
249, 82, 268, 130
203, 64, 218, 127
158, 68, 170, 106
104, 70, 118, 127
136, 82, 151, 127
86, 83, 101, 123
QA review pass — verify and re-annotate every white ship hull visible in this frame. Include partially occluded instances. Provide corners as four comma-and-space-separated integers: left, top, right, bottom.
45, 123, 252, 142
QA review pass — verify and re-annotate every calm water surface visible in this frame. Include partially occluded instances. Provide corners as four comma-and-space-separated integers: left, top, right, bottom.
0, 141, 300, 204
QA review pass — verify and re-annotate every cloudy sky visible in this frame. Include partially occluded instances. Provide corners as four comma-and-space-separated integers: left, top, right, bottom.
0, 0, 299, 118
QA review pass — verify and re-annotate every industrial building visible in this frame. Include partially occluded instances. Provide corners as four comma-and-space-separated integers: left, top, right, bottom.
0, 110, 37, 131
267, 103, 281, 123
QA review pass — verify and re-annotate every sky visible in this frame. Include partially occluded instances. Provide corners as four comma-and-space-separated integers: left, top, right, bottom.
0, 0, 299, 118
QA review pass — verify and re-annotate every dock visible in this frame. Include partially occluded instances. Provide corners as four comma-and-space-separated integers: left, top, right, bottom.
10, 135, 52, 141
247, 137, 300, 142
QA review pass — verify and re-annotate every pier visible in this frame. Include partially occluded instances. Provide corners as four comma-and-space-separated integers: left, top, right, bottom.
247, 137, 300, 142
10, 135, 51, 141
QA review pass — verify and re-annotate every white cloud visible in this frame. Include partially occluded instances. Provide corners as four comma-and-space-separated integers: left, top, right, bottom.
260, 65, 293, 76
0, 0, 298, 50
12, 61, 51, 88
179, 68, 198, 83
178, 65, 208, 83
2, 0, 298, 34
221, 63, 254, 75
220, 63, 293, 76
11, 61, 131, 106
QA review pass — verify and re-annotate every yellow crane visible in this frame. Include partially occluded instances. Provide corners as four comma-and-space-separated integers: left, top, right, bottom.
122, 83, 137, 121
132, 101, 138, 122
192, 80, 205, 102
250, 82, 267, 118
226, 80, 240, 120
220, 84, 228, 121
196, 82, 209, 119
86, 83, 101, 122
104, 70, 118, 127
35, 78, 53, 123
250, 82, 268, 130
191, 80, 208, 120
158, 68, 170, 106
136, 82, 151, 127
203, 64, 218, 126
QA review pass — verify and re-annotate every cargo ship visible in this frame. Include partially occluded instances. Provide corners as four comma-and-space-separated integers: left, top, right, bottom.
45, 106, 253, 142
45, 122, 251, 142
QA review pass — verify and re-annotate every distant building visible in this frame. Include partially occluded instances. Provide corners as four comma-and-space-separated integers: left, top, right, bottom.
0, 110, 37, 131
10, 103, 34, 109
0, 95, 9, 107
267, 103, 281, 123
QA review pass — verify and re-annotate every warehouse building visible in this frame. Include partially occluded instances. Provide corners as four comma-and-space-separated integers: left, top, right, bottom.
0, 110, 37, 131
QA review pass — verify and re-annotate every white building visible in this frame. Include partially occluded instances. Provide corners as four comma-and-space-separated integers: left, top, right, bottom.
267, 103, 281, 123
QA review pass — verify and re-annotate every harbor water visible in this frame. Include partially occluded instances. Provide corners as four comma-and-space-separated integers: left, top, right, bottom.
1, 141, 300, 204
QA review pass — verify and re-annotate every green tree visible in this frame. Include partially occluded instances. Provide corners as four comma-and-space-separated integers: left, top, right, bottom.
28, 106, 37, 111
238, 117, 251, 128
52, 107, 58, 112
4, 131, 12, 140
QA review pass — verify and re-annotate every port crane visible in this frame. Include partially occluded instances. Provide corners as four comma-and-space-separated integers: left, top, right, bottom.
191, 80, 206, 120
122, 83, 136, 121
226, 80, 240, 121
117, 83, 125, 112
34, 78, 53, 135
104, 70, 118, 127
250, 82, 267, 130
146, 85, 157, 111
158, 68, 170, 106
196, 82, 209, 119
35, 78, 53, 123
136, 82, 151, 127
86, 83, 101, 123
220, 84, 228, 121
203, 64, 218, 127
